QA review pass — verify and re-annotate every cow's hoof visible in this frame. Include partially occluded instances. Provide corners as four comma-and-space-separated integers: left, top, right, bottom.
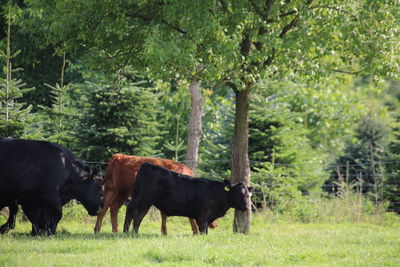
0, 224, 10, 234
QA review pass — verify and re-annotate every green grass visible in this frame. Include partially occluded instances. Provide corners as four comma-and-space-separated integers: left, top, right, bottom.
1, 207, 399, 266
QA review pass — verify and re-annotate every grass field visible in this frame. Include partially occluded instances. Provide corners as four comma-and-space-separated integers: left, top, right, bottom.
1, 207, 399, 266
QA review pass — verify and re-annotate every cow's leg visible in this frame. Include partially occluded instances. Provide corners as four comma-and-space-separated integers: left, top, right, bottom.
124, 198, 152, 234
0, 201, 18, 234
38, 208, 52, 235
189, 218, 199, 235
123, 200, 139, 233
195, 210, 211, 234
123, 205, 133, 233
195, 218, 208, 234
41, 194, 62, 235
20, 203, 41, 236
160, 211, 168, 235
110, 195, 128, 233
42, 208, 60, 236
94, 189, 114, 234
132, 205, 151, 234
94, 205, 109, 234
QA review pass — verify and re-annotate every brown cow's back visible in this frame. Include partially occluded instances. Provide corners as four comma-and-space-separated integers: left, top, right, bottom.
102, 153, 194, 193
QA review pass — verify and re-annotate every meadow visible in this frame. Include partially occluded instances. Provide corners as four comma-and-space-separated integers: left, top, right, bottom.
1, 205, 399, 267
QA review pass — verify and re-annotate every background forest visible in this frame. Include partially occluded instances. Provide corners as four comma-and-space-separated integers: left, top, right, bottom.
1, 0, 400, 221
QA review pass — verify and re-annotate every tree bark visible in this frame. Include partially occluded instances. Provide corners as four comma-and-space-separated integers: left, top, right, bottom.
232, 84, 252, 234
184, 80, 203, 174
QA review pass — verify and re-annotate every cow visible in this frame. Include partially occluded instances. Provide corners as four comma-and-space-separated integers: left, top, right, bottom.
123, 162, 252, 234
94, 153, 214, 234
0, 137, 103, 235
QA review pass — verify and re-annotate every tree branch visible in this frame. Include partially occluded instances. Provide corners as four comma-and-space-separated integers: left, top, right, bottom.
124, 9, 187, 34
226, 81, 238, 93
328, 68, 361, 75
309, 5, 357, 18
161, 19, 187, 34
219, 0, 229, 13
279, 16, 299, 38
240, 34, 252, 56
263, 48, 275, 67
249, 0, 267, 20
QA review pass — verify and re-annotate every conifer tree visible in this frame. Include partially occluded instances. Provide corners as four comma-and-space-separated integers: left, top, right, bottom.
327, 114, 390, 205
0, 2, 33, 137
74, 69, 163, 162
40, 52, 75, 146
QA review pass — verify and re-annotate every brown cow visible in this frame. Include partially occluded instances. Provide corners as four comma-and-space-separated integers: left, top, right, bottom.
94, 153, 215, 234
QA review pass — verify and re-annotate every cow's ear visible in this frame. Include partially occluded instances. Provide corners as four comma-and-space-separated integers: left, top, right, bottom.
223, 179, 231, 191
83, 166, 96, 180
247, 186, 254, 197
91, 168, 98, 178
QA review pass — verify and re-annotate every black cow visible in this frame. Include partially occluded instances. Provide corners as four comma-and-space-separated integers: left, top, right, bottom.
123, 162, 252, 234
0, 137, 103, 235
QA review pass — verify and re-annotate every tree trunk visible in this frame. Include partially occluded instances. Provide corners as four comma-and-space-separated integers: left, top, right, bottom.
232, 84, 251, 234
184, 80, 203, 174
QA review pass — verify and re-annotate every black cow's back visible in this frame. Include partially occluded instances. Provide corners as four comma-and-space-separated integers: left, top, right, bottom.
0, 138, 68, 193
132, 162, 229, 218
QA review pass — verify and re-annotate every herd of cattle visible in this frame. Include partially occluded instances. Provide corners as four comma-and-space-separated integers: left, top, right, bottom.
0, 137, 252, 235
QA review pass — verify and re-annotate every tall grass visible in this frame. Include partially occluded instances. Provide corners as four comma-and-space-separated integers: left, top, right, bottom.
263, 193, 399, 226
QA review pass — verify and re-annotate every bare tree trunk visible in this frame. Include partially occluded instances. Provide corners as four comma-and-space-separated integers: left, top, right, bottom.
184, 80, 203, 174
232, 85, 251, 234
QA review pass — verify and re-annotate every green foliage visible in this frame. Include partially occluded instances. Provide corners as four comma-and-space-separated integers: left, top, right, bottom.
326, 110, 391, 204
281, 76, 372, 155
0, 0, 73, 109
156, 82, 190, 161
382, 81, 400, 213
248, 80, 335, 209
39, 83, 77, 146
0, 2, 33, 137
73, 70, 163, 162
198, 88, 234, 177
163, 116, 186, 162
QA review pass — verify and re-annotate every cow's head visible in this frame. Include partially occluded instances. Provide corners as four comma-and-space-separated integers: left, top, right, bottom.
224, 179, 253, 211
71, 166, 103, 216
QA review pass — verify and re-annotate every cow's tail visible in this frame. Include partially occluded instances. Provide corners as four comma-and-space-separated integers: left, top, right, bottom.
132, 166, 146, 196
101, 159, 114, 186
